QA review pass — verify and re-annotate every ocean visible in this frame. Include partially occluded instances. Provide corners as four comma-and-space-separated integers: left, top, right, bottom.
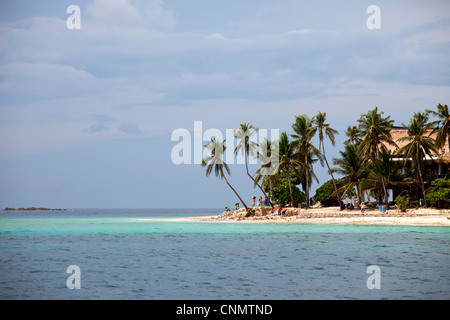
0, 208, 449, 300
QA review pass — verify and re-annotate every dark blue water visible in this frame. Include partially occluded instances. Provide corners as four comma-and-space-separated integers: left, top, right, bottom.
0, 208, 449, 299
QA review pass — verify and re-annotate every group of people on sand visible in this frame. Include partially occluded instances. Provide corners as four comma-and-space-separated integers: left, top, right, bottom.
340, 199, 368, 213
227, 195, 290, 217
252, 195, 270, 206
247, 195, 292, 217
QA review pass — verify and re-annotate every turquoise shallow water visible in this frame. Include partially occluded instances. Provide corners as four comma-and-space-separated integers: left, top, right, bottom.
0, 209, 449, 299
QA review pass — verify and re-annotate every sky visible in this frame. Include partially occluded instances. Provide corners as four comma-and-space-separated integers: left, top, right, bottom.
0, 0, 449, 209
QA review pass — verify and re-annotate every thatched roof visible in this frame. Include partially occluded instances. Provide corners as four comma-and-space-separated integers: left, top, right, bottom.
436, 152, 450, 164
385, 127, 450, 164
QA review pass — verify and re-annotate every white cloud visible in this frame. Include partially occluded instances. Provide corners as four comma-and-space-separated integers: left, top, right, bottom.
87, 0, 143, 26
0, 0, 449, 161
86, 0, 176, 31
119, 123, 142, 135
206, 33, 226, 40
0, 63, 96, 96
287, 29, 311, 35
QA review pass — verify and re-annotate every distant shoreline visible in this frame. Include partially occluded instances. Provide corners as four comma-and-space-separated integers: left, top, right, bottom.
4, 207, 68, 211
183, 206, 450, 226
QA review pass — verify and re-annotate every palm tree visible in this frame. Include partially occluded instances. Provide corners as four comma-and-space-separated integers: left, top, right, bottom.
254, 138, 278, 202
344, 125, 362, 146
234, 122, 272, 207
426, 103, 449, 151
332, 144, 368, 204
397, 112, 438, 208
276, 132, 304, 206
365, 150, 401, 204
202, 137, 248, 210
313, 111, 340, 205
357, 107, 396, 205
291, 114, 322, 208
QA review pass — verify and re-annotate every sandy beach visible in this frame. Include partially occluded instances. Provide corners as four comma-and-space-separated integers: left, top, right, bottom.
184, 206, 450, 226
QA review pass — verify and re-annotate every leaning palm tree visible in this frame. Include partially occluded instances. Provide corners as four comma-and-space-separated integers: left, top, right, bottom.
202, 137, 248, 211
291, 114, 322, 208
313, 111, 340, 205
357, 107, 397, 205
397, 112, 438, 208
234, 122, 272, 206
426, 103, 449, 151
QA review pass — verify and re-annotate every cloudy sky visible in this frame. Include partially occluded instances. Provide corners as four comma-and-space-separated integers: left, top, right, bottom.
0, 0, 449, 208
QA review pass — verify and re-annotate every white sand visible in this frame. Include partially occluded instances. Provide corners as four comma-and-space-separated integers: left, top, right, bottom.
184, 206, 450, 226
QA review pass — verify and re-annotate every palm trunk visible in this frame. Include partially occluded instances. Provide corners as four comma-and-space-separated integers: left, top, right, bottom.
356, 183, 362, 206
223, 175, 248, 211
287, 167, 294, 207
245, 148, 273, 207
269, 177, 274, 202
381, 176, 389, 206
305, 154, 310, 209
360, 185, 366, 203
376, 149, 389, 206
417, 159, 427, 208
322, 143, 341, 204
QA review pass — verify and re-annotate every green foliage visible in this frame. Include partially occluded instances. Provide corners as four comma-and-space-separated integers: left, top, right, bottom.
314, 179, 356, 207
314, 179, 339, 207
426, 178, 450, 207
277, 184, 306, 206
265, 173, 305, 206
395, 194, 410, 212
250, 105, 450, 211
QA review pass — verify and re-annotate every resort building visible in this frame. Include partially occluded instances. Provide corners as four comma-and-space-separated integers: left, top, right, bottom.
389, 126, 450, 176
386, 126, 449, 201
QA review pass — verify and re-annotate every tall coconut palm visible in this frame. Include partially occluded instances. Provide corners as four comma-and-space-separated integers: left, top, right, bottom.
253, 138, 278, 202
365, 149, 401, 203
426, 103, 450, 151
276, 132, 305, 206
397, 112, 438, 208
313, 111, 340, 204
357, 107, 396, 205
291, 114, 323, 208
332, 144, 368, 204
344, 125, 362, 146
234, 122, 272, 206
202, 137, 248, 210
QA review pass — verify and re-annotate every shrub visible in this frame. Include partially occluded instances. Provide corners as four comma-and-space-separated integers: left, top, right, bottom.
395, 194, 410, 212
314, 179, 339, 207
263, 173, 305, 206
277, 185, 306, 206
426, 178, 450, 208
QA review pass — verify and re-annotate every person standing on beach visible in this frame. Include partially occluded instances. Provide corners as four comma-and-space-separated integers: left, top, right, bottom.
259, 196, 262, 206
252, 195, 256, 206
264, 196, 268, 206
